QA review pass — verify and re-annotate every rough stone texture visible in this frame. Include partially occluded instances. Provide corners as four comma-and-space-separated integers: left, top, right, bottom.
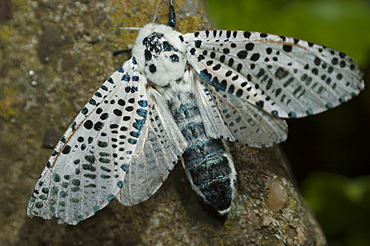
0, 0, 326, 245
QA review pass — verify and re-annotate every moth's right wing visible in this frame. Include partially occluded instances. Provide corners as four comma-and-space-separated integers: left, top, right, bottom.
183, 30, 364, 119
192, 71, 288, 148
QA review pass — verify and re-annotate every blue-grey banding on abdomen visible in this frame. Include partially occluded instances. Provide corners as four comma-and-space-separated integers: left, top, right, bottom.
169, 92, 236, 213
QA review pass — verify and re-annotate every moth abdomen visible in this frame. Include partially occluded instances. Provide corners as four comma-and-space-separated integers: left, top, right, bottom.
183, 143, 236, 213
170, 91, 236, 214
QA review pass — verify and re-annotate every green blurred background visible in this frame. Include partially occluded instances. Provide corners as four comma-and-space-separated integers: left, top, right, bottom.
206, 0, 370, 245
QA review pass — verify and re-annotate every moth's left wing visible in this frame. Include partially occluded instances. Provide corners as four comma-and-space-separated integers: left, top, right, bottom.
27, 59, 149, 225
117, 88, 187, 205
182, 30, 364, 119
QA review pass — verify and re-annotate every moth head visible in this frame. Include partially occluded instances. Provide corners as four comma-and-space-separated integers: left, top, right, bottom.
132, 23, 186, 87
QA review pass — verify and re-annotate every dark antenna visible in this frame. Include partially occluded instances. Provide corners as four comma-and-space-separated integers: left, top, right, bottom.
168, 0, 176, 28
112, 49, 131, 56
113, 0, 176, 56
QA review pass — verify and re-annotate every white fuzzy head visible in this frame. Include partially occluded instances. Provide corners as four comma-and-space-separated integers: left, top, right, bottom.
132, 24, 187, 87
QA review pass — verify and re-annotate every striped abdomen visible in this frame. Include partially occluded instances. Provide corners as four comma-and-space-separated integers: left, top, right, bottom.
169, 92, 237, 214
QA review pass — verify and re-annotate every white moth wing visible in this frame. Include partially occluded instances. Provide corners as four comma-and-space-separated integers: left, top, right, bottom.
190, 70, 236, 142
183, 30, 364, 118
198, 76, 288, 147
118, 88, 187, 205
27, 59, 149, 225
191, 69, 287, 147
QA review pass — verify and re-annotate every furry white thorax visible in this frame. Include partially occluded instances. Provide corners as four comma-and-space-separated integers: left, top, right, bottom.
132, 23, 187, 90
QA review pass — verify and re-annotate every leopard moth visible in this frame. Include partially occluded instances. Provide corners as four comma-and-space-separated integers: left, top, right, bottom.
27, 1, 364, 225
